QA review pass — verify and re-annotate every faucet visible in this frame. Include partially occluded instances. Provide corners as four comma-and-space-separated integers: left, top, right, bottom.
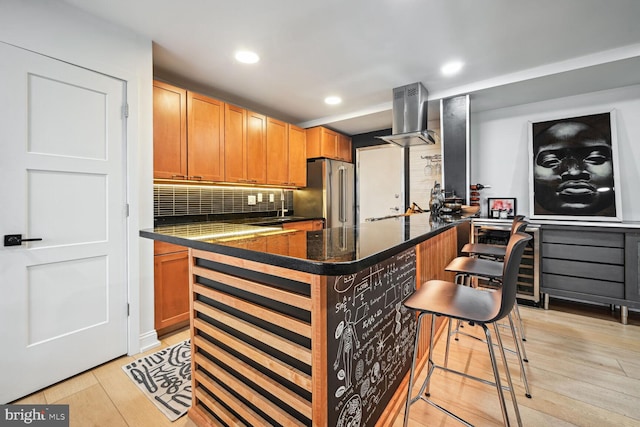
278, 189, 288, 217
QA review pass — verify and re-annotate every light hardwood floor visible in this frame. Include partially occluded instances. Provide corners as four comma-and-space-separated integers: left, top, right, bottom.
397, 300, 640, 427
13, 329, 195, 427
12, 300, 640, 427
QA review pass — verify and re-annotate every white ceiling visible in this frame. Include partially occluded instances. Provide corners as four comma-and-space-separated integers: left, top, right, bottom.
61, 0, 640, 135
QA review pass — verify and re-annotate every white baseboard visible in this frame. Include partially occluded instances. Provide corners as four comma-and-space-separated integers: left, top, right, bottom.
137, 330, 161, 354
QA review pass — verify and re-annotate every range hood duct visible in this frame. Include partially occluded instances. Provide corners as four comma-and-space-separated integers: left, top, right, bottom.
376, 82, 437, 146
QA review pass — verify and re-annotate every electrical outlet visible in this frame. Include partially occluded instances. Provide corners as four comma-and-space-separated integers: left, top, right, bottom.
269, 193, 275, 203
257, 193, 263, 202
248, 195, 257, 205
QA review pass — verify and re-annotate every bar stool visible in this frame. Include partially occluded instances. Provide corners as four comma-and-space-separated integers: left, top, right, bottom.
461, 215, 526, 260
445, 220, 531, 398
403, 232, 531, 427
457, 218, 529, 341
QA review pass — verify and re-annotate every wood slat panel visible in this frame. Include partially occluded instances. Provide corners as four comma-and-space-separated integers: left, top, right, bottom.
193, 265, 311, 311
194, 388, 242, 427
193, 300, 312, 365
195, 341, 312, 422
310, 274, 328, 426
192, 249, 313, 283
194, 318, 312, 392
194, 283, 311, 338
195, 368, 269, 426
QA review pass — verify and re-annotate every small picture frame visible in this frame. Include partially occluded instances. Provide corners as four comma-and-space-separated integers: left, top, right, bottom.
487, 198, 517, 219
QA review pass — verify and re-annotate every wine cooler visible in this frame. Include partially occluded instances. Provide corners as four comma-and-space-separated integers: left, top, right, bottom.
471, 219, 541, 304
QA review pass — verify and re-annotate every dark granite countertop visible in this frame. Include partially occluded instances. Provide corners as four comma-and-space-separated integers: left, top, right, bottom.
140, 213, 471, 275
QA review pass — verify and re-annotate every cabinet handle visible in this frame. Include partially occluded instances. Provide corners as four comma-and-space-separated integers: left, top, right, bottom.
190, 176, 203, 180
171, 174, 187, 179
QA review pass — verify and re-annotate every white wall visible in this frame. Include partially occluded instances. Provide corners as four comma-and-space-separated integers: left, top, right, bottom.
470, 85, 640, 221
0, 0, 156, 352
409, 119, 442, 210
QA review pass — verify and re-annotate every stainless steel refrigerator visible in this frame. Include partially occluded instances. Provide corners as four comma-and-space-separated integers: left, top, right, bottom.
294, 159, 355, 228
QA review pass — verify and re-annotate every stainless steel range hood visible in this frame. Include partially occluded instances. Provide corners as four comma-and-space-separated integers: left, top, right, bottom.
376, 82, 437, 146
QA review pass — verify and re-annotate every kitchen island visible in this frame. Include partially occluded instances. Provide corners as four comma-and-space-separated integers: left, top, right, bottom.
140, 213, 468, 427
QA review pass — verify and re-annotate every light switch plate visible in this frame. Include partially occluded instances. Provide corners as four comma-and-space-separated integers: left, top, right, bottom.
257, 193, 263, 202
269, 193, 275, 203
248, 195, 257, 205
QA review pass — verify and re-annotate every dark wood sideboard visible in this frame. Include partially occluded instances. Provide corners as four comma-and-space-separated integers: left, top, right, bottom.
540, 224, 640, 324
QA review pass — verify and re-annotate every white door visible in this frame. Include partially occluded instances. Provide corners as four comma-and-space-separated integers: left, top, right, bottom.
0, 42, 128, 403
357, 144, 405, 222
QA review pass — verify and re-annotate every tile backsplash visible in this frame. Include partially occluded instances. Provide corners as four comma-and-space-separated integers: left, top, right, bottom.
154, 184, 293, 217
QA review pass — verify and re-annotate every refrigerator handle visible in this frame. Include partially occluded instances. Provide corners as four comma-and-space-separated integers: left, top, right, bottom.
339, 166, 346, 223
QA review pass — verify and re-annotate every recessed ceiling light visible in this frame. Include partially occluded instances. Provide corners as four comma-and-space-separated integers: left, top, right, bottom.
441, 61, 464, 76
235, 50, 260, 64
324, 96, 342, 105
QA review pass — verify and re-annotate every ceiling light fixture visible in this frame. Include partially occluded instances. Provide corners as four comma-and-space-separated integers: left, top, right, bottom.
441, 61, 464, 76
324, 96, 342, 105
235, 50, 260, 64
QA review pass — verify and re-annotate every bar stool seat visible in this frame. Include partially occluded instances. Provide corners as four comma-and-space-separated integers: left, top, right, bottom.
403, 232, 531, 427
462, 215, 526, 260
461, 242, 507, 259
404, 279, 502, 330
446, 256, 503, 281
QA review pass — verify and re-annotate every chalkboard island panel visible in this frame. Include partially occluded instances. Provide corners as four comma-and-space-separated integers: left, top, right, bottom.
140, 214, 463, 426
327, 248, 417, 427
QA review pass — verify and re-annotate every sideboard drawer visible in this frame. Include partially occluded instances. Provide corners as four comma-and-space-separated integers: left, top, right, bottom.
542, 273, 624, 298
542, 243, 624, 264
542, 258, 625, 283
542, 230, 624, 247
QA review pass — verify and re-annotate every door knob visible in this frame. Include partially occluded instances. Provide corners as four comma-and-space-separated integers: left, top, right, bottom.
4, 234, 43, 246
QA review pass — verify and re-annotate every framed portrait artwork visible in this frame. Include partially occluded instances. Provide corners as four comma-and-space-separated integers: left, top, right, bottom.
528, 110, 622, 221
487, 198, 516, 219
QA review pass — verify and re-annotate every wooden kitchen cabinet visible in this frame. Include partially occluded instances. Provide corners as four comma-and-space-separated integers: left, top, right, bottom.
288, 124, 307, 186
225, 106, 267, 184
187, 91, 225, 181
224, 104, 247, 183
153, 81, 187, 179
153, 81, 225, 181
283, 219, 324, 231
153, 80, 305, 187
247, 111, 267, 183
266, 117, 288, 185
153, 241, 190, 336
306, 126, 351, 162
337, 133, 352, 162
287, 230, 308, 258
266, 119, 307, 186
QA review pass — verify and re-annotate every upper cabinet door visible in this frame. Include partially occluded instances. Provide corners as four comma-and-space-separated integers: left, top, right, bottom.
337, 133, 352, 162
246, 111, 267, 184
187, 92, 225, 181
305, 126, 350, 163
266, 117, 289, 186
288, 124, 307, 187
320, 127, 338, 159
224, 104, 247, 183
153, 81, 187, 179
